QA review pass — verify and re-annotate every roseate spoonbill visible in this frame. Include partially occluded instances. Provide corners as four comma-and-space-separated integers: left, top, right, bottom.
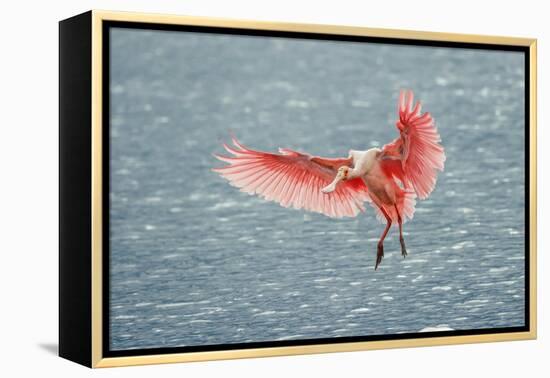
213, 90, 445, 269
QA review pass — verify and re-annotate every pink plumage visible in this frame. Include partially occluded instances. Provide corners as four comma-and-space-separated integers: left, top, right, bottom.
212, 137, 370, 218
380, 90, 446, 199
213, 90, 445, 269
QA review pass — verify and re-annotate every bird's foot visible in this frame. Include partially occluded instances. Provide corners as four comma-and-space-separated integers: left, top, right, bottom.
375, 243, 384, 270
400, 237, 407, 258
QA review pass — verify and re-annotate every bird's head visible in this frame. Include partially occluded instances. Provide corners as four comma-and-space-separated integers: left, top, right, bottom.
337, 166, 351, 181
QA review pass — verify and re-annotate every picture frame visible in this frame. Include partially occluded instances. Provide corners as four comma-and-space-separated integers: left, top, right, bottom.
59, 10, 537, 368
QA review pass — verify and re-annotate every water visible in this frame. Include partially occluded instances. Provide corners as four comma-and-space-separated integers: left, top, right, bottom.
109, 28, 526, 350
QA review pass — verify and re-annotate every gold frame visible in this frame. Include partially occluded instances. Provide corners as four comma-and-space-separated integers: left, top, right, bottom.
89, 9, 537, 368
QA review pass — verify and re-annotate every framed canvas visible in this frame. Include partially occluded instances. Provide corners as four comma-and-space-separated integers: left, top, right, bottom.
59, 10, 537, 368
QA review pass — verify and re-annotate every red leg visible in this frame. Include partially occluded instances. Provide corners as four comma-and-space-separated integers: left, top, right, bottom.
375, 206, 392, 270
394, 205, 407, 258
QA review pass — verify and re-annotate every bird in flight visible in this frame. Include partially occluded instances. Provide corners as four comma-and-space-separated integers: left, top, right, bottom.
213, 90, 445, 269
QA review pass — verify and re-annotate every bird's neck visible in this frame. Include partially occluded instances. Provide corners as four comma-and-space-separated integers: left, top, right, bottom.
349, 149, 379, 178
346, 167, 361, 179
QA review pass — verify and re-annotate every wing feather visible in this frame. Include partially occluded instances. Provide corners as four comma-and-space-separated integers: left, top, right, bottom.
339, 191, 350, 217
213, 137, 370, 218
380, 90, 446, 199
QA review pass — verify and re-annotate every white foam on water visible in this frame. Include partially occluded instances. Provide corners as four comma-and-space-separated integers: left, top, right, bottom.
188, 192, 204, 201
276, 334, 305, 341
254, 310, 277, 316
144, 196, 162, 203
476, 282, 495, 287
135, 302, 153, 307
286, 99, 309, 108
415, 208, 432, 213
314, 277, 334, 283
432, 286, 452, 291
115, 168, 130, 176
507, 256, 525, 260
332, 329, 350, 333
301, 325, 318, 329
208, 200, 239, 210
419, 325, 454, 332
328, 230, 355, 235
407, 259, 428, 264
111, 84, 125, 93
350, 307, 370, 313
451, 241, 475, 250
489, 267, 509, 273
162, 254, 180, 259
156, 302, 193, 309
202, 306, 224, 314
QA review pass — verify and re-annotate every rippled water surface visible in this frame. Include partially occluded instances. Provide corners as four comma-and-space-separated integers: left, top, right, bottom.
109, 28, 526, 350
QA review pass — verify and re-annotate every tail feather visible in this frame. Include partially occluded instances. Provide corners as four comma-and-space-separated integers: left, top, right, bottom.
369, 189, 416, 224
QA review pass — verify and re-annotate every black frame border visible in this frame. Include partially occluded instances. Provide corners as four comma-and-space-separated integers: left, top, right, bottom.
59, 11, 93, 367
101, 20, 531, 359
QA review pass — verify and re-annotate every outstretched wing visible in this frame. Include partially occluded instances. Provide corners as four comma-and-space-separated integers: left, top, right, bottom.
380, 90, 446, 199
213, 137, 370, 218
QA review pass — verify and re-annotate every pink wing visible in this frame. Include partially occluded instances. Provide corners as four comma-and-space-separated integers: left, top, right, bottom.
212, 137, 370, 218
380, 90, 446, 199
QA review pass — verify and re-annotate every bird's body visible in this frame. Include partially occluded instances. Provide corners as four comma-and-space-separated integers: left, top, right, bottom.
326, 148, 395, 203
213, 90, 445, 269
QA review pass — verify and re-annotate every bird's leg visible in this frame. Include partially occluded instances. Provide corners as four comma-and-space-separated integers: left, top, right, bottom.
395, 205, 407, 258
375, 206, 392, 270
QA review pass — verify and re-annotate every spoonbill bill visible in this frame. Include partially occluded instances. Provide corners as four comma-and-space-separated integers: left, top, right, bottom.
213, 90, 445, 269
